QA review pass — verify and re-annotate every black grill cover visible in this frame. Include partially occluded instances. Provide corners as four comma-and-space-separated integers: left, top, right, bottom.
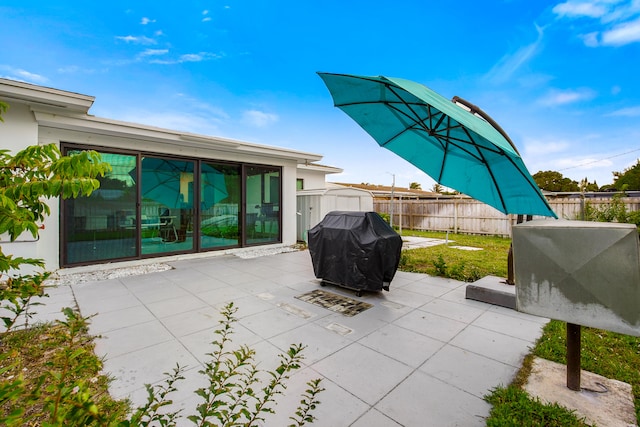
308, 211, 403, 292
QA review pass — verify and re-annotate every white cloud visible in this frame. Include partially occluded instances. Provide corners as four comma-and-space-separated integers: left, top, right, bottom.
180, 53, 205, 62
601, 16, 640, 45
580, 31, 601, 46
606, 105, 640, 116
537, 88, 596, 106
149, 52, 223, 64
139, 49, 169, 57
552, 1, 608, 19
552, 0, 640, 46
0, 66, 48, 83
120, 111, 223, 135
140, 17, 156, 25
485, 24, 544, 83
115, 35, 156, 45
242, 110, 279, 127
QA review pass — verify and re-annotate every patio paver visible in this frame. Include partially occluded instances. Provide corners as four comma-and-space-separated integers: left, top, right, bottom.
60, 249, 547, 426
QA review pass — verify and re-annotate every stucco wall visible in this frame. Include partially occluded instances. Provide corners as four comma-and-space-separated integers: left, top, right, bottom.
1, 97, 309, 270
296, 167, 331, 190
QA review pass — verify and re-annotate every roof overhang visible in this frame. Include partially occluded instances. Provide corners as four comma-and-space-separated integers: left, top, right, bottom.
0, 78, 323, 164
32, 110, 323, 163
0, 78, 94, 113
297, 163, 343, 174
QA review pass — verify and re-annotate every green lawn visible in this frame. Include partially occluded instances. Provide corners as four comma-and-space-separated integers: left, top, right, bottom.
399, 230, 511, 281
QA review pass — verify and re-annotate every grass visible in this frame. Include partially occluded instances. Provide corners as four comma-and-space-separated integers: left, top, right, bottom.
398, 230, 512, 281
400, 230, 640, 425
0, 320, 130, 424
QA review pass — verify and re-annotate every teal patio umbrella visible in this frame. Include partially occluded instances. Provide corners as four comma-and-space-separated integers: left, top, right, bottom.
318, 72, 556, 218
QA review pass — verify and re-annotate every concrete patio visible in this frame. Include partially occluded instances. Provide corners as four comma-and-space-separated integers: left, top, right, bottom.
42, 248, 548, 426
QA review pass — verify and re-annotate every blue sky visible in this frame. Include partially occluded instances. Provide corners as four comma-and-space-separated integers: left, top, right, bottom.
1, 0, 639, 189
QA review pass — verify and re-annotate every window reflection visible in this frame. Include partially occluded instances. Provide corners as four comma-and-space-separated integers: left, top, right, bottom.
63, 152, 137, 264
139, 157, 195, 255
245, 165, 281, 245
200, 163, 241, 249
62, 147, 282, 266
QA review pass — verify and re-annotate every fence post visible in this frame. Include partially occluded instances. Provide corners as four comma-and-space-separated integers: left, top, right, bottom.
454, 196, 458, 234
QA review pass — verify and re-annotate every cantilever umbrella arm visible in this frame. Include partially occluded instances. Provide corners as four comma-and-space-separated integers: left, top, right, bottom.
451, 96, 520, 156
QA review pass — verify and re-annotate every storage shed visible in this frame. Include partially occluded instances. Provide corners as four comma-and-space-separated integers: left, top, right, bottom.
297, 184, 374, 242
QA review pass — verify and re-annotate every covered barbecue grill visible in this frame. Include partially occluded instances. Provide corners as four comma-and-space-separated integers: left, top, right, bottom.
308, 211, 403, 296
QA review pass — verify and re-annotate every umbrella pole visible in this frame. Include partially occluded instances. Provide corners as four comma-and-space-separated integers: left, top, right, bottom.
507, 245, 515, 285
507, 215, 533, 285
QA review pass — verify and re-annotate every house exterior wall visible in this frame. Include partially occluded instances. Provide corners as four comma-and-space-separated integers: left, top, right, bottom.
296, 168, 330, 190
1, 103, 56, 268
1, 79, 324, 270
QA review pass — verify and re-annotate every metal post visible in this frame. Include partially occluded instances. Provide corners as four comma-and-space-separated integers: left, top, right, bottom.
389, 174, 395, 228
566, 322, 581, 391
506, 215, 524, 285
454, 196, 458, 234
398, 195, 402, 234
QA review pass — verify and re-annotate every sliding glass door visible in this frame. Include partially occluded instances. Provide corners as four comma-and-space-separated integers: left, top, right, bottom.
62, 146, 282, 266
63, 151, 137, 265
244, 165, 281, 245
200, 162, 241, 249
138, 156, 195, 255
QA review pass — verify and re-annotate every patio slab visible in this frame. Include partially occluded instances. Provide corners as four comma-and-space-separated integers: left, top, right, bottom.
52, 249, 548, 426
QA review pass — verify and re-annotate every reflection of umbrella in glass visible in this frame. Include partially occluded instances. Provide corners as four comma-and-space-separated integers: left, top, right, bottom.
131, 158, 227, 209
201, 163, 229, 209
318, 72, 556, 218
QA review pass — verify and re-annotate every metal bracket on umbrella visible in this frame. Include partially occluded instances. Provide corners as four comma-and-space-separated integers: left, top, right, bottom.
451, 96, 520, 155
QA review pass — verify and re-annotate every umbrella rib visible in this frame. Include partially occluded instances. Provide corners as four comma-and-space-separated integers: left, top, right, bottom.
459, 126, 509, 213
341, 99, 507, 162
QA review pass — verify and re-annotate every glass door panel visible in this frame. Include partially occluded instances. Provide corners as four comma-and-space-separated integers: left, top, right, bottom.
63, 151, 137, 265
200, 162, 241, 249
139, 156, 195, 255
244, 165, 281, 245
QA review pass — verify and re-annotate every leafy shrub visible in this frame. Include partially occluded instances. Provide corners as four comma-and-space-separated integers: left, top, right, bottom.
432, 254, 447, 276
1, 303, 324, 426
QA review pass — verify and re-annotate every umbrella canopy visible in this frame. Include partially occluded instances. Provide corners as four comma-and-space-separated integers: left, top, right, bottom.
201, 163, 229, 209
318, 72, 556, 218
131, 158, 228, 209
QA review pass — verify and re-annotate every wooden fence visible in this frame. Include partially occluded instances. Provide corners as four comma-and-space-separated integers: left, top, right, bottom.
374, 196, 640, 237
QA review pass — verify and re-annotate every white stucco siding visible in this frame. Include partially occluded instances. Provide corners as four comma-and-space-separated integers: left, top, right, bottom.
2, 102, 39, 153
281, 163, 298, 245
0, 104, 61, 270
296, 164, 343, 191
296, 168, 329, 190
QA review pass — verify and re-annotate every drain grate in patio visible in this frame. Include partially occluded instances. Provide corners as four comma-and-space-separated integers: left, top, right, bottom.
295, 289, 373, 317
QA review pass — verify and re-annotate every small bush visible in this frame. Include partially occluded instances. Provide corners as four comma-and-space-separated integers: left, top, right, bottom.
432, 254, 447, 276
